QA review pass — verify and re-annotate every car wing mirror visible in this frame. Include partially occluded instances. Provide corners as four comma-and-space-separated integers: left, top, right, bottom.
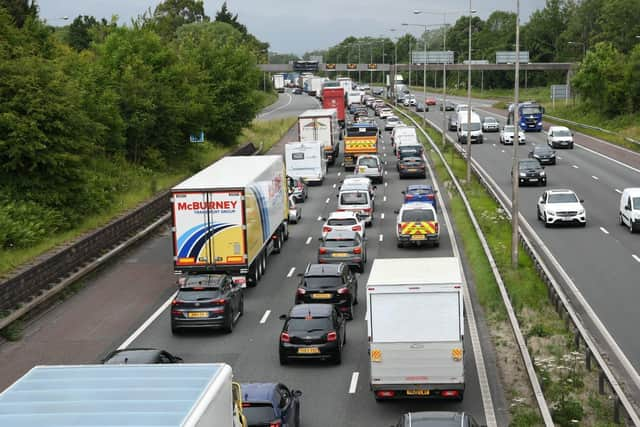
539, 198, 545, 204
279, 314, 287, 320
401, 190, 405, 194
580, 199, 584, 203
296, 272, 303, 277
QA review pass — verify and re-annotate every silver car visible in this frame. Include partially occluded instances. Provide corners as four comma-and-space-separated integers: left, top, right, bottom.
318, 230, 367, 273
354, 154, 384, 184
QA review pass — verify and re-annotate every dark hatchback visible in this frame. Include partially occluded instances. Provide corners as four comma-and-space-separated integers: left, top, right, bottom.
279, 304, 346, 365
513, 159, 547, 186
317, 230, 367, 273
402, 184, 438, 211
170, 274, 244, 334
398, 156, 427, 179
529, 145, 557, 165
295, 263, 358, 319
102, 348, 183, 364
241, 383, 302, 427
440, 101, 456, 111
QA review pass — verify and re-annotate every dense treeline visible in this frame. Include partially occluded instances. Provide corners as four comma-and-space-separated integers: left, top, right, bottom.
0, 1, 269, 250
311, 0, 640, 115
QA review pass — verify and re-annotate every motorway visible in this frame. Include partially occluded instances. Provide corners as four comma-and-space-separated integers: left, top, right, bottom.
406, 89, 640, 380
0, 91, 507, 425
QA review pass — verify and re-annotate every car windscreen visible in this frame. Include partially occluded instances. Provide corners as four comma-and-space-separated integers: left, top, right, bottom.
632, 197, 640, 209
176, 289, 219, 301
484, 118, 497, 123
519, 161, 540, 170
327, 218, 357, 226
461, 123, 481, 131
358, 158, 378, 168
304, 276, 343, 289
534, 147, 552, 154
503, 126, 515, 133
521, 106, 542, 115
340, 192, 368, 205
287, 317, 332, 332
387, 117, 399, 122
548, 193, 579, 203
324, 238, 357, 248
401, 209, 435, 222
242, 404, 277, 425
554, 129, 571, 137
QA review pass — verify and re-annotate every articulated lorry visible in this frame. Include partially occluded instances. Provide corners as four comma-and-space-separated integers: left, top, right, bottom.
0, 363, 246, 427
298, 109, 340, 165
366, 257, 465, 401
171, 156, 288, 287
343, 122, 379, 170
322, 86, 346, 127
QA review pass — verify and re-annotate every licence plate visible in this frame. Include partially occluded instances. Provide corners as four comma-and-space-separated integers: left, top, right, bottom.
311, 293, 332, 299
298, 347, 320, 354
529, 178, 538, 182
411, 235, 426, 240
187, 312, 208, 318
359, 166, 367, 173
406, 389, 430, 396
332, 253, 349, 257
408, 168, 417, 172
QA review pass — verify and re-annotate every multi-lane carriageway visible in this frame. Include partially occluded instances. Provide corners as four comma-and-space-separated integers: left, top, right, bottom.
0, 91, 510, 426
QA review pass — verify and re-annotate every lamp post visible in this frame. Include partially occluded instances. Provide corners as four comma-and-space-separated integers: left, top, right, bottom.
511, 0, 521, 268
465, 3, 477, 185
389, 28, 398, 105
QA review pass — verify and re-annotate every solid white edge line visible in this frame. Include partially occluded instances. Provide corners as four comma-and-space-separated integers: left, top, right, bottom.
325, 197, 330, 203
348, 372, 360, 394
383, 196, 387, 202
305, 236, 312, 245
599, 227, 609, 235
572, 165, 579, 169
118, 292, 177, 350
592, 175, 599, 180
632, 254, 640, 263
381, 213, 385, 219
259, 310, 271, 324
259, 93, 293, 118
287, 267, 296, 278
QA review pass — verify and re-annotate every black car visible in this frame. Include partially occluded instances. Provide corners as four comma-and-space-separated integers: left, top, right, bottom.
440, 101, 456, 111
279, 304, 346, 365
396, 145, 424, 165
394, 411, 483, 427
295, 263, 358, 319
529, 145, 557, 165
447, 114, 458, 131
415, 102, 428, 112
170, 274, 244, 333
513, 159, 547, 186
102, 348, 183, 364
292, 87, 303, 94
348, 103, 363, 115
398, 156, 427, 179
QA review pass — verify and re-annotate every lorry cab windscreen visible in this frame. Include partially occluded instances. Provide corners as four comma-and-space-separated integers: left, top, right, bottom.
522, 106, 542, 114
401, 210, 435, 222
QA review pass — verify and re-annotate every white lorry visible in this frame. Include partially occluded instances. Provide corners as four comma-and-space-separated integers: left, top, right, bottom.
337, 77, 353, 95
308, 76, 325, 97
0, 363, 247, 427
298, 109, 341, 165
366, 257, 465, 401
285, 140, 327, 184
347, 91, 364, 106
273, 73, 285, 93
171, 156, 288, 287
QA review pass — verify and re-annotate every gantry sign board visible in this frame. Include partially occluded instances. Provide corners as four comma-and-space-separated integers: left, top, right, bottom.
550, 84, 570, 99
462, 60, 490, 65
308, 55, 323, 63
496, 51, 530, 64
411, 51, 454, 64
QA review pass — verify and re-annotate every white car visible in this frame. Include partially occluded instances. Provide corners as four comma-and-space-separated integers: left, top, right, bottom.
537, 189, 586, 228
322, 211, 366, 238
455, 103, 470, 113
500, 125, 526, 145
379, 108, 393, 119
547, 126, 574, 149
385, 116, 401, 130
402, 95, 417, 106
354, 154, 384, 183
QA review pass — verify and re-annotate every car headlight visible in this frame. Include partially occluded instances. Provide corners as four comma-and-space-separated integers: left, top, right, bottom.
550, 153, 556, 157
537, 122, 542, 125
577, 209, 585, 215
533, 154, 540, 158
547, 209, 555, 215
519, 172, 526, 177
540, 171, 545, 176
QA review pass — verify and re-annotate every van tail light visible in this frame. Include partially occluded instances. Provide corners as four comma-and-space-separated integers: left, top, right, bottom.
337, 287, 349, 295
362, 208, 372, 213
427, 194, 434, 200
296, 288, 306, 295
441, 390, 460, 398
280, 332, 290, 343
353, 247, 362, 254
319, 247, 328, 254
322, 226, 332, 233
376, 390, 395, 398
405, 194, 413, 200
327, 331, 338, 341
352, 225, 362, 232
397, 224, 403, 234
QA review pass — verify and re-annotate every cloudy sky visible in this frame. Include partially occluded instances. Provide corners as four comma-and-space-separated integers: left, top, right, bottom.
37, 0, 546, 55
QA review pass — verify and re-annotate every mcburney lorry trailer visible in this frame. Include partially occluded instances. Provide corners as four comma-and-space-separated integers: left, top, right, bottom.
366, 257, 465, 400
171, 155, 288, 287
0, 363, 247, 427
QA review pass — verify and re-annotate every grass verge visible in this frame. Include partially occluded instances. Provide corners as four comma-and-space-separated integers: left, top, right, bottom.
240, 117, 296, 154
400, 106, 619, 426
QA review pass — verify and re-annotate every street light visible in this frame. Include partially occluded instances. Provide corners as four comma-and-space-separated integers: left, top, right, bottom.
389, 28, 398, 105
465, 4, 478, 185
402, 22, 438, 126
511, 0, 521, 268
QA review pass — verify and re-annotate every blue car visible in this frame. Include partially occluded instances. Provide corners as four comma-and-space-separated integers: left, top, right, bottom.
241, 383, 302, 427
402, 184, 438, 211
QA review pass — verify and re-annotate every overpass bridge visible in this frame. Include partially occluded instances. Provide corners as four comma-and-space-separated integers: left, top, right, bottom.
259, 62, 575, 73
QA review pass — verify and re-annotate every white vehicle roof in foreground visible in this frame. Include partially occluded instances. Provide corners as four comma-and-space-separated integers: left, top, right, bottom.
368, 257, 462, 286
343, 176, 372, 185
547, 188, 576, 194
173, 155, 282, 191
0, 364, 230, 427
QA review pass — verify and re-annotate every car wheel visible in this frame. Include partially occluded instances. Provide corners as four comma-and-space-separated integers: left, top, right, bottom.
333, 349, 342, 365
537, 207, 542, 220
434, 240, 440, 248
171, 322, 179, 335
353, 285, 358, 305
295, 405, 301, 427
358, 262, 365, 274
580, 222, 587, 227
224, 308, 234, 333
570, 143, 574, 149
397, 241, 403, 248
619, 213, 624, 226
279, 353, 289, 365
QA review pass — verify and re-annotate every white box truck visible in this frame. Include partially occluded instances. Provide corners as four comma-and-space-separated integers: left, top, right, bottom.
171, 156, 288, 287
298, 109, 340, 165
366, 257, 465, 401
285, 140, 327, 185
0, 364, 246, 427
308, 76, 324, 97
273, 73, 285, 93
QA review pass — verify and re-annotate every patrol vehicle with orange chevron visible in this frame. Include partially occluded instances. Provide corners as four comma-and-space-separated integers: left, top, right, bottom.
343, 122, 379, 171
394, 202, 440, 248
171, 155, 288, 288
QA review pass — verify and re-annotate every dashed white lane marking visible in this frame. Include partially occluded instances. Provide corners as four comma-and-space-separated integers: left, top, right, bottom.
317, 216, 322, 221
572, 165, 579, 169
259, 310, 271, 324
615, 189, 622, 194
338, 172, 342, 176
348, 372, 360, 394
501, 149, 505, 153
383, 196, 387, 202
592, 175, 599, 181
325, 197, 330, 203
287, 267, 296, 278
381, 213, 385, 219
600, 227, 609, 235
492, 143, 497, 147
383, 153, 387, 157
379, 234, 384, 242
385, 170, 388, 175
384, 182, 388, 187
633, 254, 640, 263
332, 183, 336, 189
305, 236, 313, 245
557, 156, 563, 160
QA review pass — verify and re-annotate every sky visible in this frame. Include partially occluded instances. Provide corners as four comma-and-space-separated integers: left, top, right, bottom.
37, 0, 546, 55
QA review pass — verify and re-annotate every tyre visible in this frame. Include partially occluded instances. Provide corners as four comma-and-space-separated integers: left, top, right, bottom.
358, 262, 365, 274
353, 286, 359, 305
171, 322, 179, 335
279, 353, 289, 365
537, 208, 542, 220
619, 213, 624, 226
224, 308, 234, 333
247, 263, 259, 287
544, 214, 550, 228
333, 350, 342, 365
397, 241, 403, 248
434, 240, 440, 248
261, 253, 267, 276
580, 222, 586, 227
273, 232, 282, 254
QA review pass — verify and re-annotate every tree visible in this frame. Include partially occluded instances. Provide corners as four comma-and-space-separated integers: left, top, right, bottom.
521, 0, 572, 62
596, 0, 640, 54
213, 2, 269, 63
148, 0, 209, 40
66, 15, 98, 51
0, 0, 37, 28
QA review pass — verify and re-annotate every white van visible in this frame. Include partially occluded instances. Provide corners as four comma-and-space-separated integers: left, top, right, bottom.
285, 141, 327, 185
457, 111, 483, 144
619, 188, 640, 233
338, 188, 374, 226
391, 125, 416, 144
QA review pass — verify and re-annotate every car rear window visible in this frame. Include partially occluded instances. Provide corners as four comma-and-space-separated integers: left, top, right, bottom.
324, 239, 357, 248
327, 218, 357, 226
242, 404, 276, 425
304, 276, 343, 289
176, 289, 218, 301
402, 209, 435, 222
340, 192, 368, 205
287, 317, 333, 332
358, 158, 378, 168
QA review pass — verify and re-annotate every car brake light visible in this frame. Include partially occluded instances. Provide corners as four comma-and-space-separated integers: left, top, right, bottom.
397, 224, 403, 233
337, 287, 349, 295
376, 390, 395, 398
427, 194, 434, 199
441, 390, 460, 398
405, 194, 413, 200
280, 332, 290, 343
322, 226, 332, 233
352, 225, 362, 232
319, 247, 328, 254
327, 331, 338, 341
213, 298, 226, 305
270, 422, 282, 427
353, 247, 362, 254
242, 402, 251, 408
434, 223, 439, 233
296, 288, 306, 295
171, 299, 181, 306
